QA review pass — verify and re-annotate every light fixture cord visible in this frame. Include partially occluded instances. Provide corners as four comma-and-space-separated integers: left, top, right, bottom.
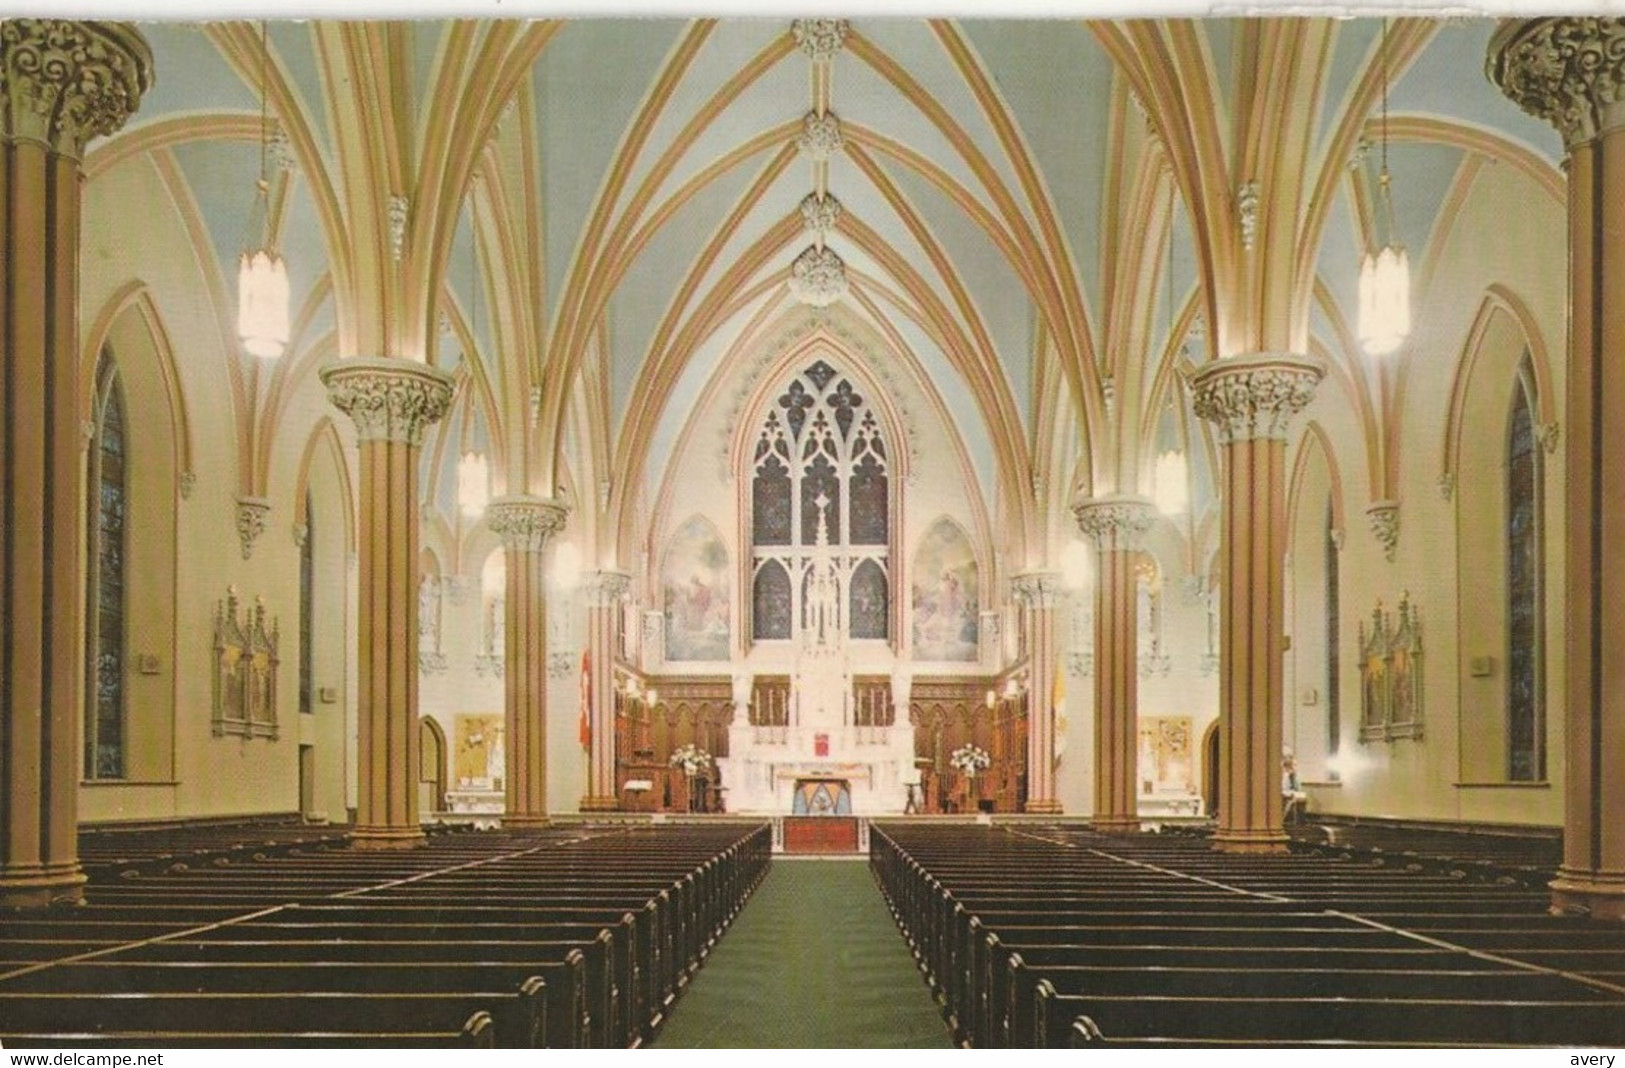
1378, 17, 1398, 246
258, 20, 269, 188
1166, 179, 1175, 347
1380, 18, 1388, 178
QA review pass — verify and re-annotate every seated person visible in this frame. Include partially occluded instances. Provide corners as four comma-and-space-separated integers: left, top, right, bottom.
1281, 756, 1308, 824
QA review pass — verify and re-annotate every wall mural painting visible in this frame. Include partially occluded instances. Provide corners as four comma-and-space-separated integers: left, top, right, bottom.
453, 713, 505, 790
912, 519, 979, 662
1137, 716, 1193, 796
663, 516, 731, 661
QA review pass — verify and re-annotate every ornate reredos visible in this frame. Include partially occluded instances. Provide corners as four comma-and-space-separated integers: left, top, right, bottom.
212, 587, 280, 740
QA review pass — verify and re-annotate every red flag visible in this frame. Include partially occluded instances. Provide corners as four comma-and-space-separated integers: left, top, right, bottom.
578, 649, 592, 750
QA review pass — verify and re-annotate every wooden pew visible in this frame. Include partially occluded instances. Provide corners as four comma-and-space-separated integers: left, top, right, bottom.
1035, 983, 1625, 1048
0, 822, 770, 1049
870, 822, 1625, 1050
0, 986, 545, 1048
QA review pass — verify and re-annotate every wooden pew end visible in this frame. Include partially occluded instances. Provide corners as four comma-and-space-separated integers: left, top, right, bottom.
1069, 1016, 1105, 1047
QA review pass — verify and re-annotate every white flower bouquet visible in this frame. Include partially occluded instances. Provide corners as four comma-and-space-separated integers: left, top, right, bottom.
949, 743, 991, 775
668, 743, 713, 776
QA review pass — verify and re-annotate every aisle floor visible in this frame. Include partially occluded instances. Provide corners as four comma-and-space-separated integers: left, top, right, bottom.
652, 858, 954, 1049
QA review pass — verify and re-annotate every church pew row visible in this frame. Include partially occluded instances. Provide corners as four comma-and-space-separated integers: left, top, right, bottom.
33, 878, 735, 1031
0, 822, 771, 1048
82, 829, 771, 982
2, 1016, 498, 1050
936, 832, 1618, 1040
1040, 988, 1625, 1048
1015, 827, 1625, 973
1076, 821, 1560, 889
1280, 819, 1562, 886
0, 990, 540, 1049
886, 855, 1569, 1034
6, 829, 770, 1046
870, 823, 1625, 1048
76, 818, 359, 878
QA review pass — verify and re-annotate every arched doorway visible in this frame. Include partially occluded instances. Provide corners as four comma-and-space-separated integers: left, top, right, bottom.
1200, 720, 1220, 819
420, 717, 447, 815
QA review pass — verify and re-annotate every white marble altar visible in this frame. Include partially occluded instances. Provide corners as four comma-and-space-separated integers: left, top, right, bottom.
716, 495, 915, 814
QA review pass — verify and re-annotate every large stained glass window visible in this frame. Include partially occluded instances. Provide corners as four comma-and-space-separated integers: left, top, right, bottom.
1507, 359, 1544, 782
85, 352, 128, 780
750, 359, 890, 642
299, 490, 315, 716
1326, 499, 1340, 770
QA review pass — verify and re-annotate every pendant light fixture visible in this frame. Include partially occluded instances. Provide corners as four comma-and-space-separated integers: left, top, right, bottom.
1358, 18, 1410, 358
237, 21, 289, 361
458, 451, 489, 520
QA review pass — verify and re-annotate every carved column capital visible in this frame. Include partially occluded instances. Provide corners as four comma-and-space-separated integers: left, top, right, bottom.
0, 20, 153, 158
320, 358, 454, 447
1190, 352, 1324, 445
1072, 494, 1157, 553
1010, 570, 1065, 611
581, 568, 632, 607
487, 495, 569, 555
1489, 18, 1625, 146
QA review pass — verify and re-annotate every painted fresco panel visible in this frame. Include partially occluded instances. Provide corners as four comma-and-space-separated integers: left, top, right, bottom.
912, 519, 979, 662
664, 516, 731, 661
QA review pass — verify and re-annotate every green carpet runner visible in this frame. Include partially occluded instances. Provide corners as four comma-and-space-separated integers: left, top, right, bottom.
652, 859, 953, 1048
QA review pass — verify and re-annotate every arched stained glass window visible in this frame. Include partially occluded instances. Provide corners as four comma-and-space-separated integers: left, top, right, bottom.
849, 559, 888, 640
85, 352, 128, 780
299, 490, 315, 716
753, 559, 792, 641
749, 359, 890, 642
1326, 499, 1340, 771
1507, 358, 1544, 782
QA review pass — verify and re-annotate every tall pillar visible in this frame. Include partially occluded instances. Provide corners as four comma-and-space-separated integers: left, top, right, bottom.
1192, 354, 1322, 854
322, 359, 452, 849
487, 496, 569, 827
1492, 18, 1625, 920
0, 21, 151, 907
1012, 571, 1064, 814
1072, 496, 1156, 834
579, 568, 630, 811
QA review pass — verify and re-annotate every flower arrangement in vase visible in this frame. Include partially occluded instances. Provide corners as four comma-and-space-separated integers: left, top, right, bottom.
949, 743, 991, 779
668, 743, 713, 777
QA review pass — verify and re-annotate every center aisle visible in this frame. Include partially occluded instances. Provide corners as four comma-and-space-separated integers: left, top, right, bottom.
652, 857, 954, 1048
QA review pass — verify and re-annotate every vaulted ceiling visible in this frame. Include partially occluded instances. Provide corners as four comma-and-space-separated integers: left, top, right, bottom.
91, 17, 1564, 553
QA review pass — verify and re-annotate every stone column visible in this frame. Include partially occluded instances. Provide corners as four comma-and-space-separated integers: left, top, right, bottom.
1192, 353, 1322, 854
1492, 18, 1625, 920
487, 496, 569, 827
0, 21, 151, 907
1011, 571, 1065, 814
322, 359, 453, 849
579, 568, 630, 811
1072, 496, 1156, 834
